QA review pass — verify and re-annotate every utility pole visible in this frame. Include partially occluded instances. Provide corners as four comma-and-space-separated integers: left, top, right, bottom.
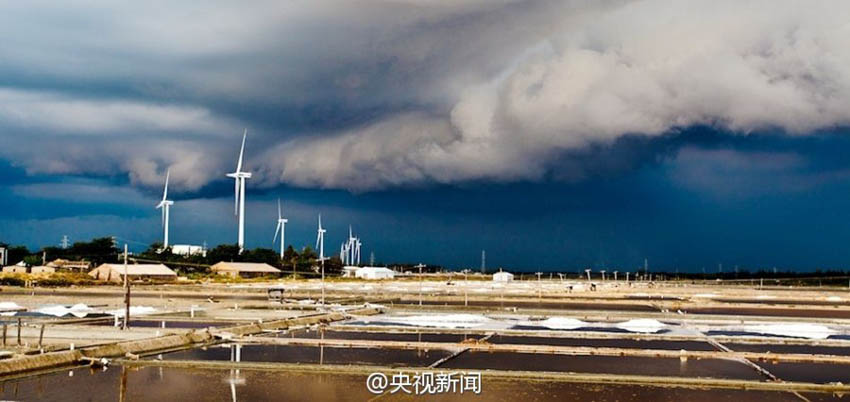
123, 244, 129, 330
416, 263, 426, 306
481, 250, 486, 274
535, 272, 543, 301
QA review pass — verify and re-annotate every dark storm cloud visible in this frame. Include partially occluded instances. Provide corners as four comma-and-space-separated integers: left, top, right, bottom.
1, 0, 849, 195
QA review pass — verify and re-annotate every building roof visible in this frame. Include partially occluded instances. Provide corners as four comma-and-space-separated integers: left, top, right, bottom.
211, 262, 281, 273
92, 263, 177, 276
359, 266, 393, 272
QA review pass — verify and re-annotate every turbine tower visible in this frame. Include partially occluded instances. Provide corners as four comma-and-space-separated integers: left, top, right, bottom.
273, 198, 288, 259
226, 129, 252, 253
316, 214, 327, 305
155, 169, 174, 248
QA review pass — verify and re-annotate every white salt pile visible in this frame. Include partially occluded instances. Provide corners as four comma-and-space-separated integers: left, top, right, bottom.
520, 317, 587, 330
385, 314, 492, 329
616, 319, 667, 333
107, 306, 157, 317
742, 323, 835, 340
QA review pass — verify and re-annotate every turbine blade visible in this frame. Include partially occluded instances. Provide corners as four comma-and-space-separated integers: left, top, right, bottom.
273, 222, 281, 244
236, 129, 247, 173
277, 198, 282, 219
162, 169, 170, 201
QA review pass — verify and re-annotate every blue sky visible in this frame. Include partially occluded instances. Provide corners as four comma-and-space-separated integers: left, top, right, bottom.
2, 1, 850, 271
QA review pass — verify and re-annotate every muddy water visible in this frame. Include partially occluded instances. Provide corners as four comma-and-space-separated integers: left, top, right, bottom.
688, 307, 850, 319
0, 366, 825, 402
275, 329, 480, 343
86, 320, 233, 329
441, 352, 763, 380
161, 344, 452, 367
756, 361, 850, 384
410, 299, 658, 311
726, 343, 850, 356
488, 335, 717, 351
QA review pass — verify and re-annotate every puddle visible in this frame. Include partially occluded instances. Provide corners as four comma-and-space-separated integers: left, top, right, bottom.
0, 365, 813, 402
488, 335, 717, 351
160, 344, 452, 367
441, 352, 764, 380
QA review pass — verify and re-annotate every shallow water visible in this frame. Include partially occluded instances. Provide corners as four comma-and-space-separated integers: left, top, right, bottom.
488, 335, 717, 351
0, 366, 832, 402
726, 343, 850, 356
441, 352, 764, 380
275, 329, 480, 343
756, 361, 850, 384
161, 344, 453, 367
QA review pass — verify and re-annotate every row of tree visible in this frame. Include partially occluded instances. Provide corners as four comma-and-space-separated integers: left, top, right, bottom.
1, 238, 346, 276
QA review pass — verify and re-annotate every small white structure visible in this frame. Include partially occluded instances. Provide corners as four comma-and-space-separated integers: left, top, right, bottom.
342, 266, 361, 278
171, 245, 206, 257
492, 271, 514, 282
89, 263, 177, 282
210, 262, 281, 278
355, 267, 394, 280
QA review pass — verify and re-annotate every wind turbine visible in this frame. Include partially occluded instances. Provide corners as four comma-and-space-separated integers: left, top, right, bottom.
226, 129, 252, 253
316, 214, 327, 305
155, 169, 174, 249
273, 199, 288, 259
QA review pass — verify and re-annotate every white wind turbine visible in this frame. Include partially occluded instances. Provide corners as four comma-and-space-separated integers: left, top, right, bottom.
316, 214, 327, 305
226, 129, 252, 253
273, 198, 288, 259
155, 169, 174, 249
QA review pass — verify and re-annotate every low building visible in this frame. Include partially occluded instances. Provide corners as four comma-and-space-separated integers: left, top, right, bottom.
355, 267, 395, 280
171, 244, 206, 257
47, 259, 91, 272
88, 263, 177, 282
30, 266, 56, 274
492, 271, 514, 282
2, 262, 27, 274
210, 262, 281, 278
342, 266, 361, 278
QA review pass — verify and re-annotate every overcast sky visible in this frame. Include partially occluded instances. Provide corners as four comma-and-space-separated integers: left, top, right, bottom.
2, 1, 850, 271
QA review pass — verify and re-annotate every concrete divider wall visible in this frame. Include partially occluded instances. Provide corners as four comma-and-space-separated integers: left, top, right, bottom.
0, 307, 381, 378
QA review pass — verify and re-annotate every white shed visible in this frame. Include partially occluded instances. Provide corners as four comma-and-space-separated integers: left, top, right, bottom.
492, 271, 514, 282
355, 267, 395, 280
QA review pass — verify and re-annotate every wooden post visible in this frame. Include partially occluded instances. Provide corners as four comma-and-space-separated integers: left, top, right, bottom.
123, 244, 130, 330
2, 323, 6, 346
16, 317, 21, 346
38, 324, 45, 348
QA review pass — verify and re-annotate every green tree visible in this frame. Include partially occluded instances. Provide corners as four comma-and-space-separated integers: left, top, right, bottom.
206, 244, 241, 263
244, 248, 281, 267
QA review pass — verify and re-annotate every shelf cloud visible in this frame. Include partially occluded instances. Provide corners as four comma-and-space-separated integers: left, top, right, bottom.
1, 0, 849, 192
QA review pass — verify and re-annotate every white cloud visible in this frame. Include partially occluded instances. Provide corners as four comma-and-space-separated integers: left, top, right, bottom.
258, 0, 850, 191
2, 0, 850, 192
